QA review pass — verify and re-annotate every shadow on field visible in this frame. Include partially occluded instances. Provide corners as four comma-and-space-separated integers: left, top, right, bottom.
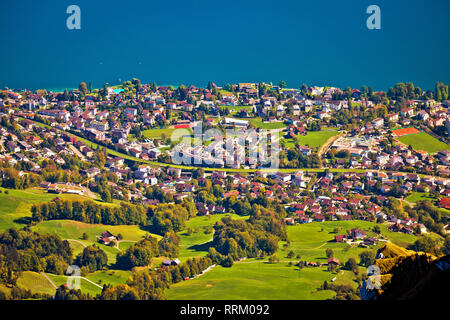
13, 216, 33, 226
188, 240, 213, 253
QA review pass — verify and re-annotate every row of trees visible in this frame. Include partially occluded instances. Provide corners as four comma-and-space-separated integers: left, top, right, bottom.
31, 199, 147, 226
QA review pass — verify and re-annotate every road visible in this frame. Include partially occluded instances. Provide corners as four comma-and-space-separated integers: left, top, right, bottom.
21, 117, 449, 179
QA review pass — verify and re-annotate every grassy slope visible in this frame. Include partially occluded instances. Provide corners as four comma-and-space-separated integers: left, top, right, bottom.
166, 262, 337, 300
279, 221, 417, 262
31, 220, 160, 264
0, 187, 92, 232
16, 271, 57, 296
167, 220, 418, 300
405, 192, 436, 203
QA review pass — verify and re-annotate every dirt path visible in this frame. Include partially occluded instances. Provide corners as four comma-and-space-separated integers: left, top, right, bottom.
318, 132, 343, 159
115, 240, 137, 251
40, 272, 58, 289
65, 239, 88, 247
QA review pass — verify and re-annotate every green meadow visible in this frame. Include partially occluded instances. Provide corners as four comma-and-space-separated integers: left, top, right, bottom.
166, 262, 343, 300
405, 192, 436, 204
16, 271, 57, 296
177, 213, 248, 261
396, 132, 449, 154
142, 127, 192, 140
45, 273, 104, 297
278, 220, 418, 263
283, 129, 339, 149
31, 220, 160, 264
0, 187, 92, 232
248, 118, 287, 129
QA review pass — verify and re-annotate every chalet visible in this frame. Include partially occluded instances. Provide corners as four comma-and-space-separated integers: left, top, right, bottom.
335, 235, 347, 242
98, 231, 117, 245
349, 228, 366, 240
372, 118, 384, 128
327, 258, 340, 266
162, 259, 181, 267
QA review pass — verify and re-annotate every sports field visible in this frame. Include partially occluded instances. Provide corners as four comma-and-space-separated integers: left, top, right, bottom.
391, 127, 421, 137
396, 132, 449, 154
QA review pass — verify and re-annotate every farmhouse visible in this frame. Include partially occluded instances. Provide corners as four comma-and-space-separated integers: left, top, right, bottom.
98, 231, 117, 245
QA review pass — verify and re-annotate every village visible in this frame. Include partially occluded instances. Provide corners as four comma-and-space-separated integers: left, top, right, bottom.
0, 81, 449, 240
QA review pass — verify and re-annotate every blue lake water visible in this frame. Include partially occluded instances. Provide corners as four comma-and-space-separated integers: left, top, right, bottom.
0, 0, 449, 92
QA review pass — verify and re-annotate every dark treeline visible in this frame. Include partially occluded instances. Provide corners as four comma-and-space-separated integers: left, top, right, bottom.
0, 167, 42, 189
31, 198, 194, 235
0, 228, 72, 287
31, 199, 147, 226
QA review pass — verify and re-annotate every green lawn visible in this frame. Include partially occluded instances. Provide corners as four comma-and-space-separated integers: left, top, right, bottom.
234, 117, 286, 129
405, 192, 436, 204
0, 187, 92, 232
396, 132, 449, 154
142, 128, 192, 141
166, 262, 339, 300
295, 130, 339, 148
85, 269, 132, 288
177, 213, 248, 261
403, 192, 450, 217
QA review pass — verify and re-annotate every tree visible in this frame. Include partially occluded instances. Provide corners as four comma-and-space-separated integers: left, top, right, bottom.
344, 258, 358, 272
326, 248, 334, 258
373, 225, 381, 234
220, 255, 234, 268
268, 254, 279, 264
279, 80, 287, 88
75, 245, 108, 273
359, 251, 375, 267
443, 237, 450, 255
287, 250, 295, 259
78, 82, 88, 98
409, 234, 441, 255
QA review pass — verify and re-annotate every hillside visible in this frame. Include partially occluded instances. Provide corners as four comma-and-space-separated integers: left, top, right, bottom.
360, 243, 449, 300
